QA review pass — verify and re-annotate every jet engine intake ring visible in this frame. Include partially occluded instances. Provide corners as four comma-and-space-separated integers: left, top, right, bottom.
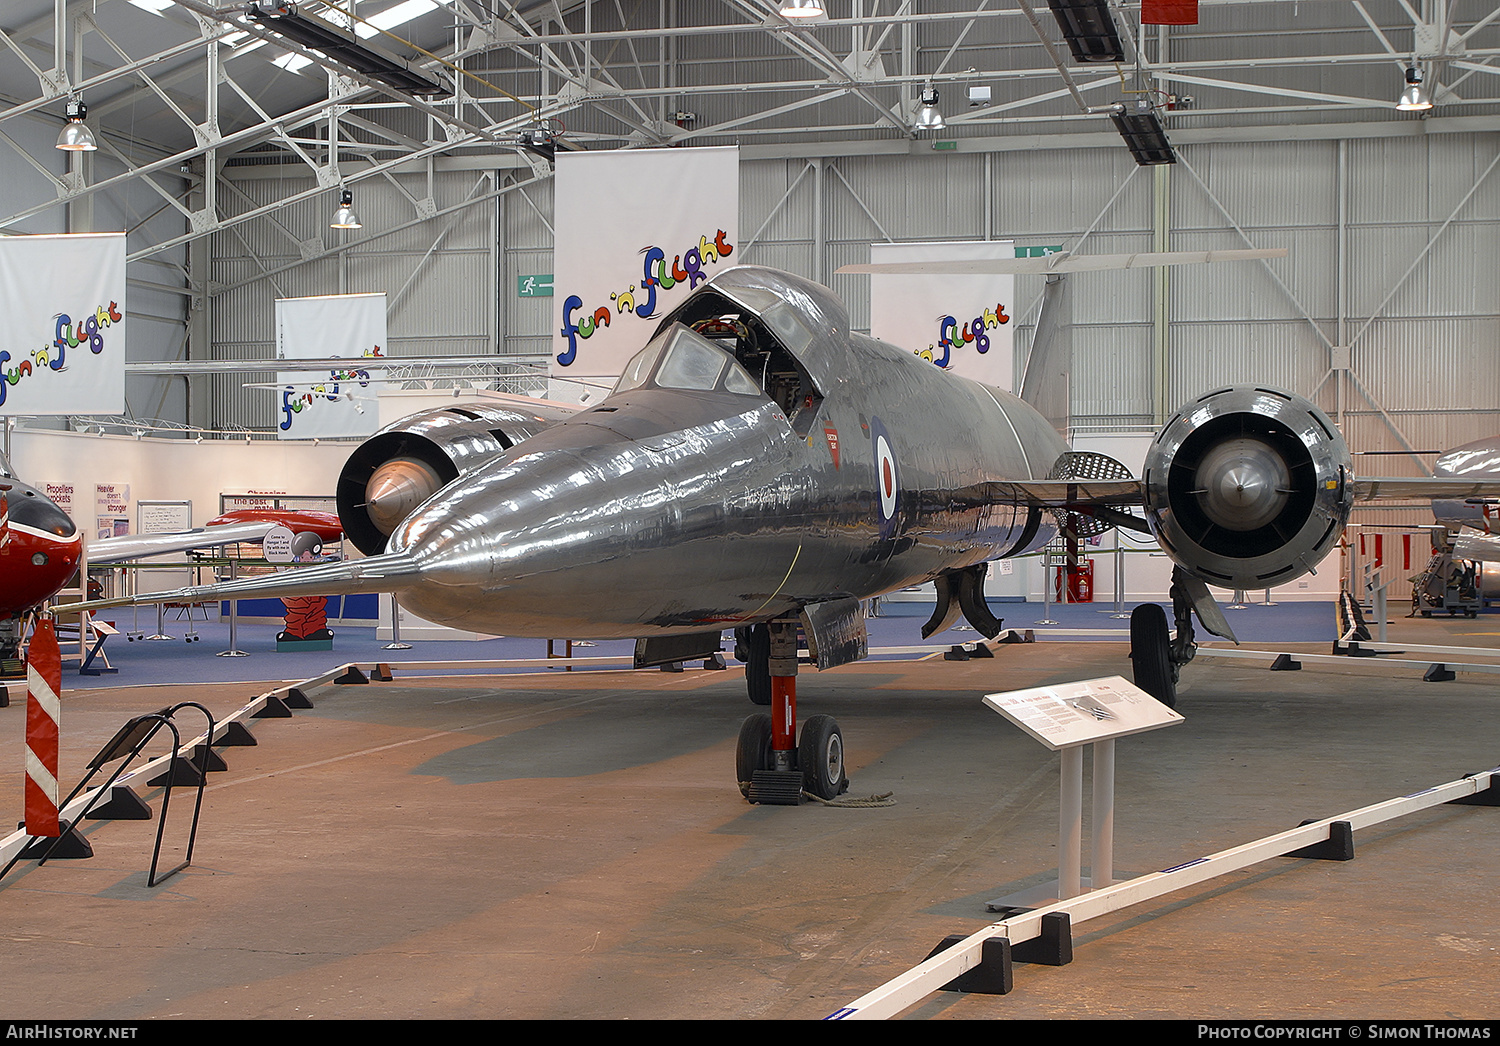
1142, 386, 1352, 591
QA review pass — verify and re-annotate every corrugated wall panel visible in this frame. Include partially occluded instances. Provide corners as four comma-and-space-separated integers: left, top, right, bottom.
200, 134, 1500, 444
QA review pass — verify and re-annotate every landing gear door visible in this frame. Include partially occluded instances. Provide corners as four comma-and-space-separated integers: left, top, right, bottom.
799, 597, 868, 671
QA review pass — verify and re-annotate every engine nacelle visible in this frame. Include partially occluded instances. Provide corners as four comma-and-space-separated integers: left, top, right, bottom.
1143, 386, 1353, 591
336, 399, 574, 555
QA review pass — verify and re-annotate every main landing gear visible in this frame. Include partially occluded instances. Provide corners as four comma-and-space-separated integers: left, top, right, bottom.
733, 618, 849, 804
1129, 569, 1220, 710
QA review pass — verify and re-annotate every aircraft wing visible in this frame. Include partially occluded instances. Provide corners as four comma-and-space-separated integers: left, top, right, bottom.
989, 479, 1144, 505
76, 549, 422, 614
1351, 477, 1500, 500
985, 479, 1152, 535
89, 520, 283, 565
836, 248, 1288, 277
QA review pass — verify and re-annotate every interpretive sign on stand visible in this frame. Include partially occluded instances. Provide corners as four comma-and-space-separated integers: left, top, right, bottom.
981, 675, 1182, 750
983, 675, 1182, 905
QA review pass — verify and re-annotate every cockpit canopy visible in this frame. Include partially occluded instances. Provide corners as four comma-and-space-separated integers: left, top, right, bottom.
613, 324, 764, 398
613, 315, 826, 437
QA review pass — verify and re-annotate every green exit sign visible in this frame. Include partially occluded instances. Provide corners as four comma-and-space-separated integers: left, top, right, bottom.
1016, 245, 1065, 258
517, 273, 553, 297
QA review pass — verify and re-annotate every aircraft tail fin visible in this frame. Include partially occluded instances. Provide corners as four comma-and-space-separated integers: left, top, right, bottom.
1020, 274, 1071, 441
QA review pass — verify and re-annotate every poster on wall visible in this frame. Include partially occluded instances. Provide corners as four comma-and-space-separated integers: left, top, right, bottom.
95, 482, 130, 540
0, 232, 127, 416
868, 240, 1015, 390
275, 292, 387, 439
43, 482, 75, 519
550, 147, 739, 401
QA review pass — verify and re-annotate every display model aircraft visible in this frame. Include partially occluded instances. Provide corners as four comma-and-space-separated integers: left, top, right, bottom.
78, 265, 1500, 804
0, 454, 342, 663
1411, 434, 1500, 610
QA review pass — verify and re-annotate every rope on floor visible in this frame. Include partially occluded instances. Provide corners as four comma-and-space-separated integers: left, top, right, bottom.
806, 791, 897, 808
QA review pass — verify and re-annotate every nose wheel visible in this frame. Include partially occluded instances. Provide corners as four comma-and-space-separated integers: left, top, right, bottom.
736, 713, 772, 798
737, 711, 848, 802
797, 713, 847, 800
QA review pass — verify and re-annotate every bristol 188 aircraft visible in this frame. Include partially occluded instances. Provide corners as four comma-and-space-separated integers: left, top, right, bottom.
80, 264, 1500, 804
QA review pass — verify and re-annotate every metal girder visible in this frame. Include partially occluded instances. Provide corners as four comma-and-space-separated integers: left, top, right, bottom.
0, 0, 1497, 269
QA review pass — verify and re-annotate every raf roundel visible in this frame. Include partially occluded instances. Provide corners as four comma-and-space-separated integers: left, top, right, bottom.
869, 416, 900, 537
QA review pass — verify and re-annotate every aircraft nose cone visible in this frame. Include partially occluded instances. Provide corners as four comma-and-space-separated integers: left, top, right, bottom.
1194, 436, 1290, 532
365, 457, 445, 537
4, 487, 76, 538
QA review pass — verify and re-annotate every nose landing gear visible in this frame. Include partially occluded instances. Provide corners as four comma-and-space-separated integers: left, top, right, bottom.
735, 617, 848, 804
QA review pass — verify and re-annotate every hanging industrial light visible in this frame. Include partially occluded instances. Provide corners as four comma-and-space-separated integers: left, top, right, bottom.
1396, 66, 1433, 111
914, 85, 945, 131
330, 187, 362, 229
55, 98, 98, 152
778, 0, 827, 19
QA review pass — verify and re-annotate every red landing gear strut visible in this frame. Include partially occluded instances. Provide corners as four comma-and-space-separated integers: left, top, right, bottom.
736, 617, 848, 804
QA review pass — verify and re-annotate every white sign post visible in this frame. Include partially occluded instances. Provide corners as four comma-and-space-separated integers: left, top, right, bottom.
982, 675, 1183, 905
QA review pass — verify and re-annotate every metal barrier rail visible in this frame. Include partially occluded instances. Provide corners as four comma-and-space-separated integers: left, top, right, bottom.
830, 765, 1500, 1020
1195, 645, 1500, 677
0, 664, 371, 870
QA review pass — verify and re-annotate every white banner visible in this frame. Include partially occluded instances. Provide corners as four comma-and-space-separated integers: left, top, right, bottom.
868, 241, 1015, 390
0, 232, 126, 416
275, 293, 387, 439
551, 147, 739, 399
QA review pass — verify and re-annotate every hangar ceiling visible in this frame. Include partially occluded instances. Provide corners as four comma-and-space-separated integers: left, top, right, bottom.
3, 0, 1500, 261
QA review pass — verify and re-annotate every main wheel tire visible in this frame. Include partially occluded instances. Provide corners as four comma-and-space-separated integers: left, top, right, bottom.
740, 624, 772, 706
1129, 603, 1177, 708
736, 713, 773, 798
798, 714, 847, 800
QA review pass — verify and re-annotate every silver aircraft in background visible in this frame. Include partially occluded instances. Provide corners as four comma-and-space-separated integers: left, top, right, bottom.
83, 265, 1499, 803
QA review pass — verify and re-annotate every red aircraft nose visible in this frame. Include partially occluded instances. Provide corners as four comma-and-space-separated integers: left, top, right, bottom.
0, 530, 82, 615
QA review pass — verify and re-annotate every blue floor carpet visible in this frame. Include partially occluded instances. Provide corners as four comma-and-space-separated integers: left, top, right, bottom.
43, 598, 1341, 691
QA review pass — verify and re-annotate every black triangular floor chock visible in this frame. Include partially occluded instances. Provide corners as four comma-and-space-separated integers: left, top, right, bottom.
216, 721, 257, 747
928, 934, 1013, 994
282, 684, 315, 711
1010, 912, 1072, 966
87, 786, 152, 821
253, 693, 293, 718
1424, 663, 1456, 682
147, 757, 205, 788
282, 687, 314, 709
1287, 819, 1355, 861
370, 663, 395, 681
334, 665, 369, 685
1270, 653, 1302, 671
19, 821, 94, 861
944, 645, 971, 661
966, 643, 995, 658
1448, 769, 1500, 807
188, 745, 228, 772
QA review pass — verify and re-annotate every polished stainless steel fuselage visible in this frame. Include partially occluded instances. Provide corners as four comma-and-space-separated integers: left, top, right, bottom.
381, 276, 1067, 638
108, 268, 1070, 640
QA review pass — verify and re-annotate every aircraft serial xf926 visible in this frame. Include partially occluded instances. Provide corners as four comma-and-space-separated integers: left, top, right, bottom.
89, 265, 1498, 803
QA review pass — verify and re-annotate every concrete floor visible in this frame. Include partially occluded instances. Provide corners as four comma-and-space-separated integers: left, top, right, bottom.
1, 614, 1497, 1020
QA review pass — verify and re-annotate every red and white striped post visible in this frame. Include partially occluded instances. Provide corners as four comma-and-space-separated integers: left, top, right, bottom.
24, 617, 61, 838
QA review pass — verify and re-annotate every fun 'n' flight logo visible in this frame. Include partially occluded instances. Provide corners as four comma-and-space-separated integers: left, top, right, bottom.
869, 416, 899, 539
